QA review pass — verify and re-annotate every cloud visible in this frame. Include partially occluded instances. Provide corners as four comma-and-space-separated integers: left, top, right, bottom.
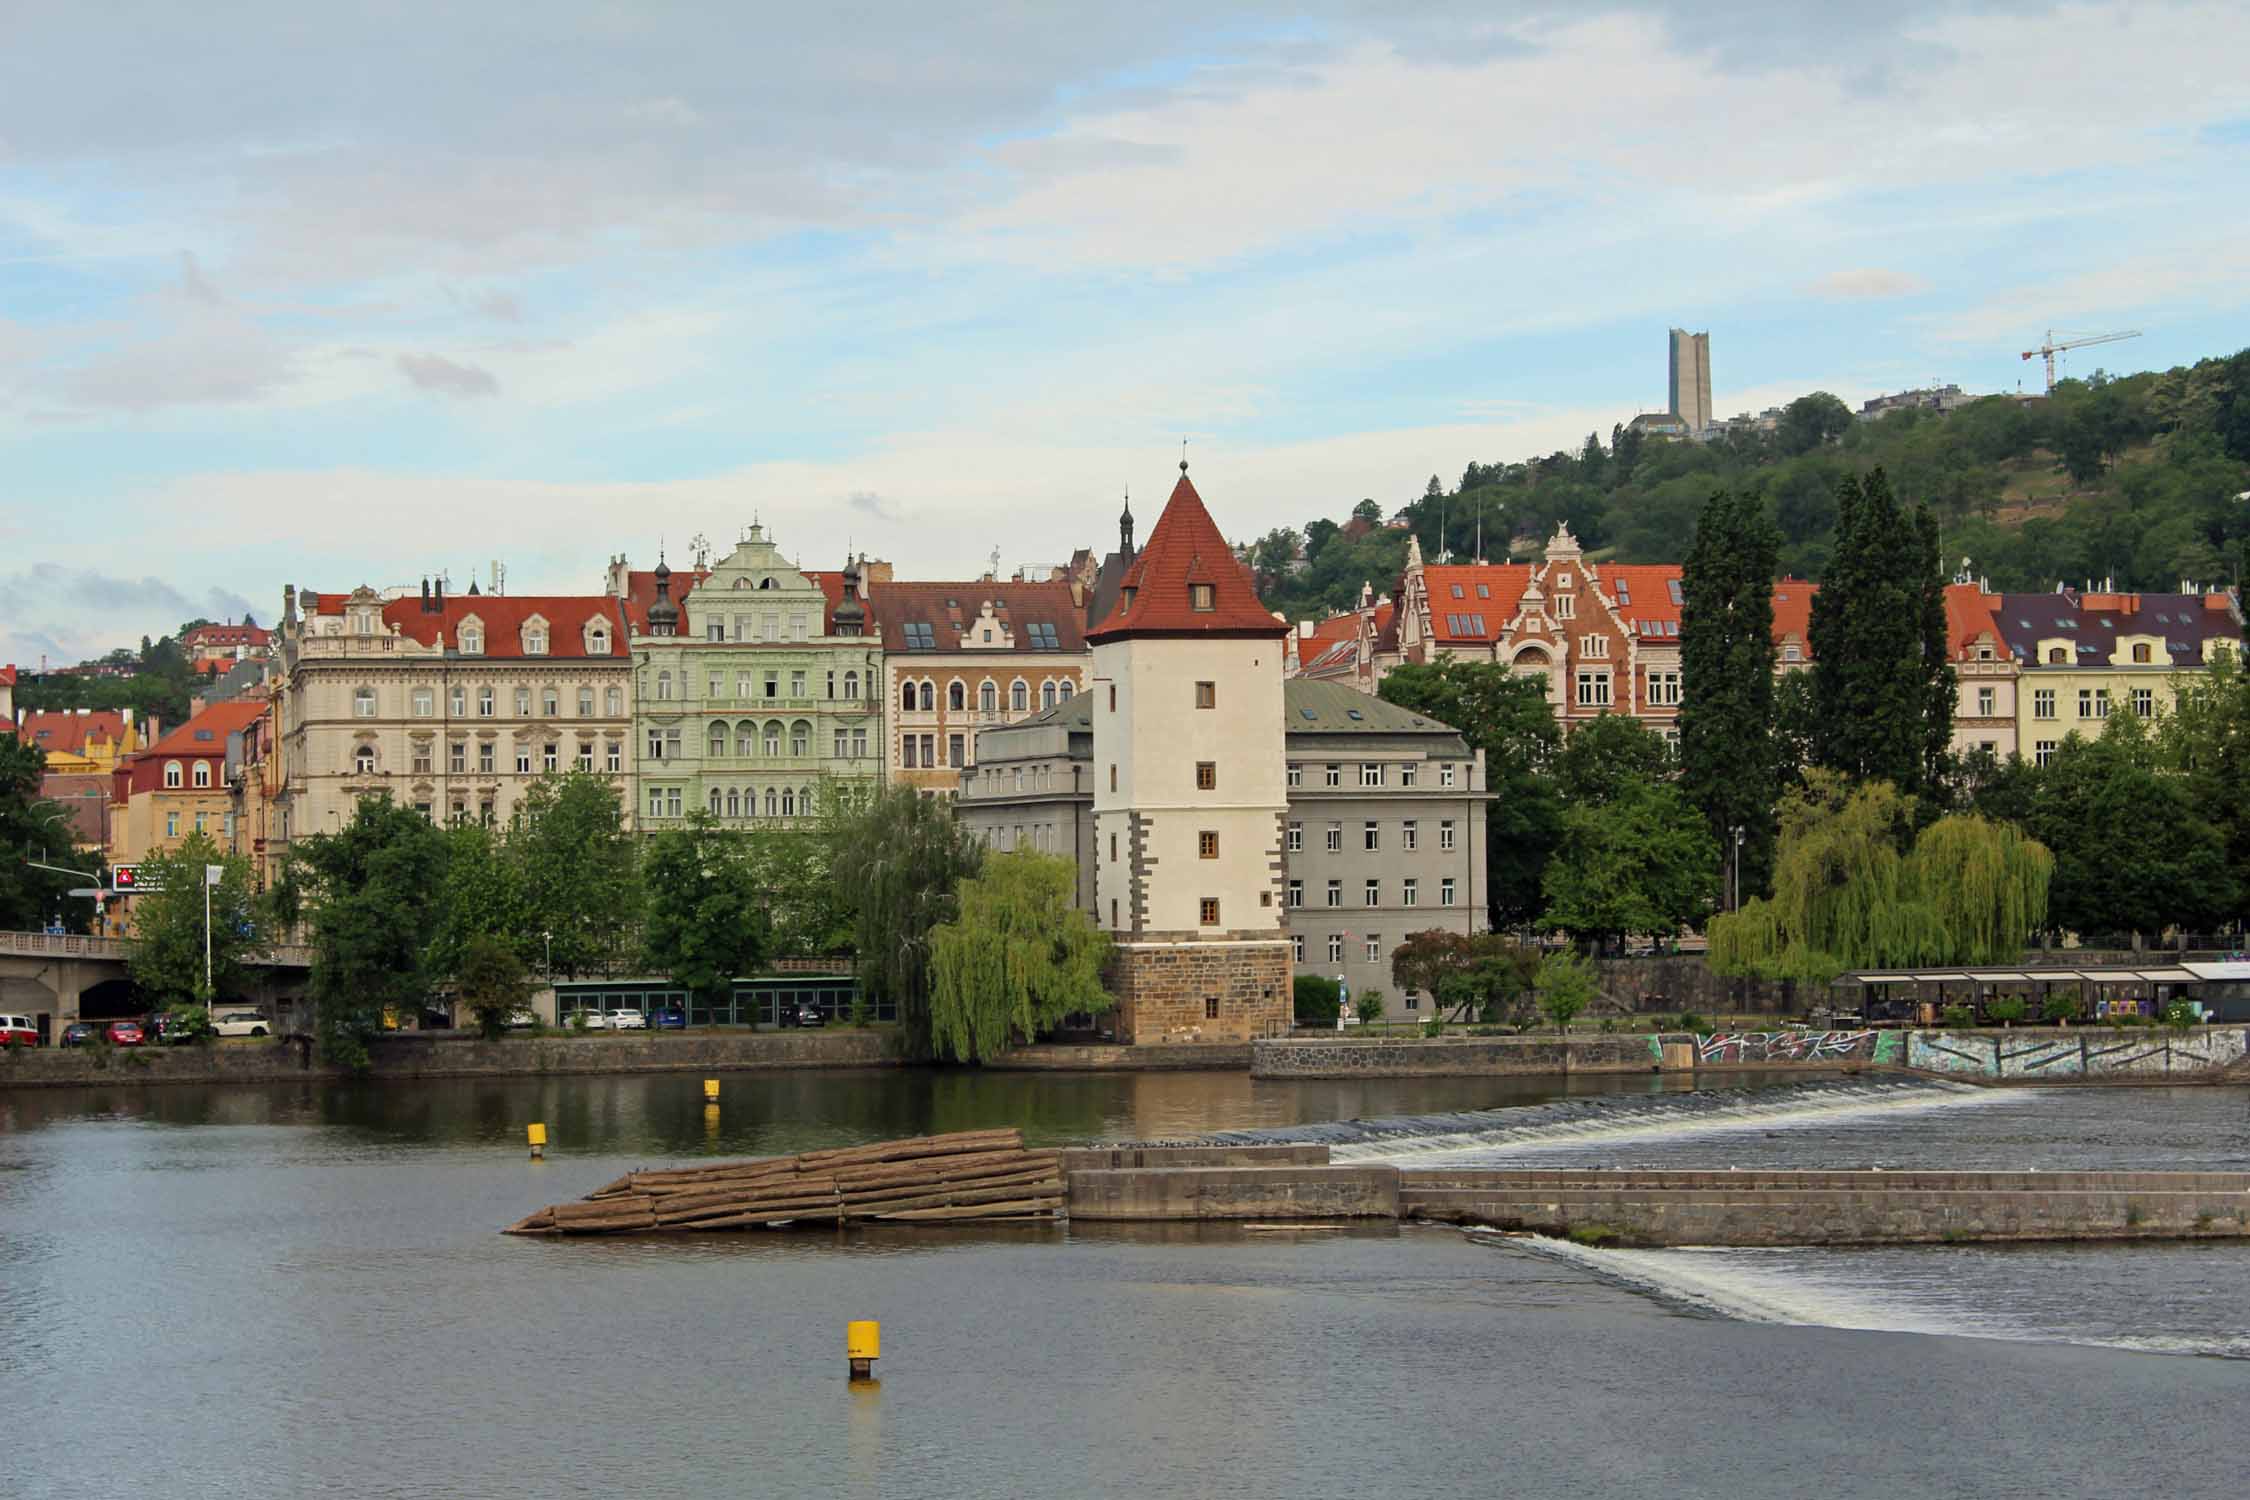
454, 287, 524, 322
847, 491, 896, 521
0, 565, 258, 667
1807, 268, 1929, 300
396, 352, 500, 397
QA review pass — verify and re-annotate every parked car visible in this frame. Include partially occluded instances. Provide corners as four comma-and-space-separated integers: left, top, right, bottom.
0, 1013, 39, 1047
652, 1005, 687, 1031
60, 1021, 96, 1048
502, 1009, 539, 1030
571, 1009, 607, 1030
608, 1008, 648, 1031
148, 1012, 209, 1045
211, 1009, 270, 1038
105, 1020, 146, 1047
791, 1001, 827, 1029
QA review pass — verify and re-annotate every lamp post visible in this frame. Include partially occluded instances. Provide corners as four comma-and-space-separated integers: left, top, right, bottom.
543, 930, 553, 980
1730, 826, 1745, 912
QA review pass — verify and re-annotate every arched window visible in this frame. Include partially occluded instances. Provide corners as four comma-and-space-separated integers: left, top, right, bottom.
801, 786, 813, 816
164, 761, 183, 789
844, 669, 859, 700
726, 788, 740, 818
764, 722, 782, 757
901, 681, 916, 711
657, 670, 673, 700
782, 787, 796, 817
1011, 679, 1028, 712
193, 760, 212, 788
353, 747, 375, 776
791, 720, 811, 756
948, 681, 965, 711
1058, 680, 1073, 700
710, 722, 729, 757
979, 680, 997, 713
590, 627, 609, 654
765, 787, 779, 816
461, 626, 483, 654
1041, 681, 1057, 710
709, 787, 723, 815
736, 724, 756, 757
918, 681, 935, 711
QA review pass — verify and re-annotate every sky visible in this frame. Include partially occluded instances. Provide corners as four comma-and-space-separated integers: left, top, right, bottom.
3, 1, 2247, 669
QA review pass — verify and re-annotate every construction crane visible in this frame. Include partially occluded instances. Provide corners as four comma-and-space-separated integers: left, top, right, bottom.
2021, 328, 2141, 393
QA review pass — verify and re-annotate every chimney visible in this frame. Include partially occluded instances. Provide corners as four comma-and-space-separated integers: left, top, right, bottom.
434, 577, 445, 609
863, 559, 894, 585
421, 578, 432, 612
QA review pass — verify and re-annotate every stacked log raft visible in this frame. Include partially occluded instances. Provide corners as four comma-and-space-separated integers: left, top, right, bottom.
504, 1128, 1062, 1235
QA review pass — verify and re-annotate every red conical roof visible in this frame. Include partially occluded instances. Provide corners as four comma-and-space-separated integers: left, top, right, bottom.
1086, 469, 1285, 643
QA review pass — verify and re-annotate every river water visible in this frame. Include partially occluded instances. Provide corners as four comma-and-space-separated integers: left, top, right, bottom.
4, 1069, 2245, 1498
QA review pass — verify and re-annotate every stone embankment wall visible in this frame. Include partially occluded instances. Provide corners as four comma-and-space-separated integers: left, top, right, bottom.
1068, 1164, 1400, 1221
1905, 1026, 2249, 1081
1400, 1169, 2250, 1246
0, 1029, 896, 1089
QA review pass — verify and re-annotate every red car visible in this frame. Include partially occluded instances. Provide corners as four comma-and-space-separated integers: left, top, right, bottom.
105, 1020, 146, 1047
0, 1014, 38, 1047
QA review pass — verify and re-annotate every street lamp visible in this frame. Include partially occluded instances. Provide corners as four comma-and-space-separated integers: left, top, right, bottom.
543, 930, 553, 980
1730, 826, 1746, 912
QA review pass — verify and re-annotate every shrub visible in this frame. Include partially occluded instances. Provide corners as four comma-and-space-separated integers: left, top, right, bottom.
1354, 989, 1386, 1026
1565, 1223, 1622, 1248
849, 994, 872, 1029
161, 1004, 216, 1044
2161, 999, 2198, 1033
1671, 1011, 1709, 1034
1294, 975, 1342, 1025
1421, 1016, 1446, 1039
1939, 1003, 1975, 1029
1985, 997, 2026, 1027
2040, 992, 2079, 1025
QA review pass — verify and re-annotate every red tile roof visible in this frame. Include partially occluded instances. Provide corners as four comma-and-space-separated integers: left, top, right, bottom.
1423, 563, 1532, 643
1771, 578, 1818, 649
182, 623, 270, 648
127, 701, 267, 794
867, 579, 1087, 652
1943, 582, 2004, 659
308, 590, 632, 657
0, 665, 15, 688
9, 710, 132, 758
1088, 471, 1284, 643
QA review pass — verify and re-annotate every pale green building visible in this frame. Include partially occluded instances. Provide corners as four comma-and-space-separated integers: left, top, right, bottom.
626, 525, 883, 829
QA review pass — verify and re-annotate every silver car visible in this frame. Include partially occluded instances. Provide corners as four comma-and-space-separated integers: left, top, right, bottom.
608, 1008, 648, 1031
211, 1009, 270, 1038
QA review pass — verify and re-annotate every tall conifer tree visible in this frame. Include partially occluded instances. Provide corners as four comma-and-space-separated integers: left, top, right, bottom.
1678, 489, 1782, 903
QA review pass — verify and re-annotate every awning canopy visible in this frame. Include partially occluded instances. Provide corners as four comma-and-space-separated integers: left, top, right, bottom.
1914, 972, 1973, 982
2137, 968, 2199, 983
2184, 960, 2250, 981
1972, 972, 2032, 983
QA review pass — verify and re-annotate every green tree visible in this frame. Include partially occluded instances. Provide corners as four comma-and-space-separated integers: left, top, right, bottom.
2160, 648, 2250, 926
831, 784, 984, 1055
457, 933, 533, 1040
1551, 711, 1673, 805
741, 785, 855, 958
512, 772, 640, 976
292, 798, 449, 1067
1777, 392, 1853, 455
1679, 488, 1783, 902
1378, 660, 1562, 927
127, 834, 258, 1005
928, 850, 1112, 1062
426, 819, 529, 985
643, 815, 773, 1015
1538, 780, 1719, 952
0, 732, 93, 932
1534, 949, 1599, 1033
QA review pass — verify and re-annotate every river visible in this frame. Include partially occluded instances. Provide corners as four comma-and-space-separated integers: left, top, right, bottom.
3, 1069, 2244, 1498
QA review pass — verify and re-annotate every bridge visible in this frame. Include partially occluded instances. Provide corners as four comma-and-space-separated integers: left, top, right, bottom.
0, 930, 314, 1044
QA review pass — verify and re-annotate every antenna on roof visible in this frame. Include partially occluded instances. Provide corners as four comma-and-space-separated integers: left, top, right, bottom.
1180, 436, 1189, 474
690, 532, 711, 570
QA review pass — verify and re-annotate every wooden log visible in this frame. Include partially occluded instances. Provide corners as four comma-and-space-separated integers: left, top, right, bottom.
794, 1130, 1023, 1170
557, 1211, 657, 1234
689, 1206, 844, 1231
850, 1175, 1063, 1219
838, 1166, 1061, 1205
552, 1195, 655, 1221
878, 1197, 1061, 1222
830, 1148, 1058, 1187
502, 1209, 558, 1234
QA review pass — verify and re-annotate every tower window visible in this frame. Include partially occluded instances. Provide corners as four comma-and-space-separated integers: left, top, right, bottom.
1195, 762, 1216, 790
1198, 830, 1219, 859
1199, 898, 1220, 926
1189, 584, 1215, 612
1195, 681, 1215, 709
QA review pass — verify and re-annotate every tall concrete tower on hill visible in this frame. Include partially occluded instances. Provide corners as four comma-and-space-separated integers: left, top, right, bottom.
1086, 463, 1291, 1044
1669, 328, 1712, 433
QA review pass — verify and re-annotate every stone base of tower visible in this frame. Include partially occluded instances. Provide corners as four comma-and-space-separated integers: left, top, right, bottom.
1105, 937, 1292, 1045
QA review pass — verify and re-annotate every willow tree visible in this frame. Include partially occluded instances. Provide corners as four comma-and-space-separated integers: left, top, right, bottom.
832, 784, 985, 1056
1907, 815, 2052, 964
929, 851, 1111, 1063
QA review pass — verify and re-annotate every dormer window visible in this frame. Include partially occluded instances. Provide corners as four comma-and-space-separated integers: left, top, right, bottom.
2131, 642, 2151, 663
460, 620, 484, 654
590, 626, 609, 654
1190, 584, 1215, 612
1120, 587, 1136, 611
2047, 647, 2065, 664
525, 627, 548, 655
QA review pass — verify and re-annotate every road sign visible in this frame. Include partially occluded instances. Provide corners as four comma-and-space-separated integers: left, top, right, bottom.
110, 864, 158, 892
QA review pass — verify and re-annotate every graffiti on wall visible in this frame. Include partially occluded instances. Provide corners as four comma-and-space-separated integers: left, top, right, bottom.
1694, 1030, 1890, 1064
1906, 1027, 2249, 1079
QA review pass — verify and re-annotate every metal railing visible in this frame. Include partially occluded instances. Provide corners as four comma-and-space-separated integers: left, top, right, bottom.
0, 930, 315, 968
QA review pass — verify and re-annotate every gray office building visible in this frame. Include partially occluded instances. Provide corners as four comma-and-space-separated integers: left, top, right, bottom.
1668, 327, 1712, 434
959, 679, 1489, 1014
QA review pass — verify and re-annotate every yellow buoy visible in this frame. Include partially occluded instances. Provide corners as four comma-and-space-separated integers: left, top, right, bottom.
847, 1319, 880, 1380
527, 1122, 547, 1160
703, 1078, 720, 1102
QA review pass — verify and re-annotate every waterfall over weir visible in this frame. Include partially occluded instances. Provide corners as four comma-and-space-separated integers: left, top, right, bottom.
1195, 1078, 2002, 1165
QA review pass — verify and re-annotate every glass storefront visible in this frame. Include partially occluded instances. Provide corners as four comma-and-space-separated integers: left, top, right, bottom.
554, 976, 888, 1027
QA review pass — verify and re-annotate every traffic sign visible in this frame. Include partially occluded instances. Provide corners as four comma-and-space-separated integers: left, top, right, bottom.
109, 864, 158, 892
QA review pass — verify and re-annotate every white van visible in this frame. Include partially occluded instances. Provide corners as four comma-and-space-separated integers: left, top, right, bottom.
0, 1014, 40, 1047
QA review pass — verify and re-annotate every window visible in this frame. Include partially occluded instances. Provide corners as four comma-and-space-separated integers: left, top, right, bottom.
412, 688, 433, 717
449, 740, 467, 773
461, 625, 482, 653
1111, 898, 1119, 928
2079, 688, 2108, 719
192, 760, 213, 788
1041, 681, 1057, 710
1195, 681, 1216, 709
2033, 688, 2056, 720
591, 627, 608, 655
605, 687, 623, 716
1402, 878, 1419, 907
1440, 877, 1456, 905
1287, 880, 1304, 908
1364, 879, 1380, 907
1402, 820, 1418, 851
516, 748, 532, 775
1327, 934, 1343, 963
1648, 670, 1681, 707
1324, 764, 1341, 788
1400, 764, 1417, 788
2132, 687, 2154, 717
1782, 644, 1801, 663
1195, 762, 1216, 790
1201, 995, 1220, 1020
710, 723, 729, 757
667, 787, 683, 817
981, 682, 999, 713
1440, 763, 1456, 788
764, 723, 781, 756
166, 812, 179, 837
1326, 879, 1342, 908
1107, 684, 1117, 712
1364, 934, 1381, 962
1363, 821, 1379, 852
1575, 670, 1611, 707
794, 723, 813, 756
1976, 686, 1996, 717
525, 626, 547, 655
1555, 592, 1575, 620
2035, 739, 2058, 768
543, 743, 559, 773
2047, 647, 2067, 665
1190, 583, 1215, 612
792, 670, 807, 699
515, 686, 533, 716
1199, 897, 1220, 926
1011, 680, 1029, 712
1360, 763, 1382, 787
1027, 622, 1060, 649
1439, 819, 1456, 851
844, 671, 860, 701
577, 742, 593, 772
1199, 830, 1219, 859
579, 687, 594, 717
478, 741, 495, 773
164, 760, 183, 788
542, 687, 559, 717
1287, 763, 1303, 787
647, 729, 667, 760
1326, 822, 1342, 852
2132, 642, 2152, 664
1292, 934, 1305, 962
478, 686, 495, 717
606, 743, 622, 773
1109, 764, 1117, 792
904, 736, 921, 768
948, 734, 964, 767
1287, 821, 1303, 852
353, 687, 377, 718
648, 788, 663, 820
765, 672, 780, 699
412, 743, 433, 774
